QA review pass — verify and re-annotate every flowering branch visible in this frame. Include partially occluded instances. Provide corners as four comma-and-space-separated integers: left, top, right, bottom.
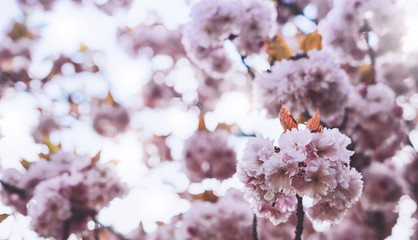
294, 195, 304, 240
252, 214, 258, 240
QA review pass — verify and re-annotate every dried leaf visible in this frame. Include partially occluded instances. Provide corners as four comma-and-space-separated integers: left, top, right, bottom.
10, 22, 33, 41
264, 35, 292, 64
0, 214, 9, 223
279, 104, 298, 132
91, 152, 101, 165
39, 153, 50, 160
215, 123, 235, 133
20, 159, 32, 170
44, 137, 60, 153
300, 30, 322, 52
79, 43, 88, 52
358, 64, 375, 85
306, 108, 323, 133
179, 190, 218, 203
104, 91, 117, 106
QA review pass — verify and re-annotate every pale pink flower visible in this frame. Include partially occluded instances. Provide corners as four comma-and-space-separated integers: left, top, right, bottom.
183, 130, 237, 182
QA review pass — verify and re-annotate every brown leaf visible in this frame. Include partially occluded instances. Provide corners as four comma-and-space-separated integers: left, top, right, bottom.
0, 214, 10, 223
91, 152, 101, 165
358, 64, 375, 85
306, 108, 323, 133
215, 122, 236, 133
20, 159, 32, 170
179, 190, 218, 203
264, 35, 292, 64
10, 22, 33, 41
104, 91, 117, 106
300, 30, 322, 52
198, 113, 206, 131
39, 153, 50, 160
279, 104, 298, 132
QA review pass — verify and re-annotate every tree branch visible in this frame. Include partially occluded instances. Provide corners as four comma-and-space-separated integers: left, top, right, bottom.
294, 195, 304, 240
95, 221, 128, 240
227, 34, 255, 79
252, 214, 258, 240
359, 21, 376, 66
0, 180, 26, 198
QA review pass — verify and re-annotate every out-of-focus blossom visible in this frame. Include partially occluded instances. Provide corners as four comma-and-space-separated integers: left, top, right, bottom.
183, 129, 236, 182
118, 25, 186, 60
254, 50, 352, 126
0, 150, 127, 239
345, 83, 407, 167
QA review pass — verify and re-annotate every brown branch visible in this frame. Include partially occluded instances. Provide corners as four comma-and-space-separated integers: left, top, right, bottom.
0, 180, 27, 199
227, 34, 255, 79
359, 21, 376, 66
96, 221, 128, 240
294, 195, 304, 240
252, 214, 258, 240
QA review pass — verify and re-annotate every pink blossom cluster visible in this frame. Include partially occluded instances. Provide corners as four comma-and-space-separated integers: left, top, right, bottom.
91, 102, 130, 137
0, 22, 34, 90
318, 0, 405, 63
150, 189, 317, 240
31, 114, 61, 144
402, 153, 418, 203
149, 189, 252, 240
361, 161, 405, 210
237, 128, 363, 224
118, 25, 186, 61
254, 50, 352, 126
142, 77, 181, 109
330, 204, 398, 240
183, 0, 276, 76
141, 135, 173, 168
18, 0, 132, 15
374, 53, 418, 97
183, 129, 237, 182
345, 83, 407, 164
0, 150, 127, 239
375, 53, 416, 96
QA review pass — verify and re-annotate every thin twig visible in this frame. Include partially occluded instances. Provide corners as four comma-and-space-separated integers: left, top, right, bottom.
0, 180, 26, 198
289, 52, 308, 61
252, 214, 258, 240
96, 221, 128, 240
227, 34, 255, 79
359, 21, 376, 66
294, 195, 304, 240
62, 219, 71, 240
240, 54, 255, 79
